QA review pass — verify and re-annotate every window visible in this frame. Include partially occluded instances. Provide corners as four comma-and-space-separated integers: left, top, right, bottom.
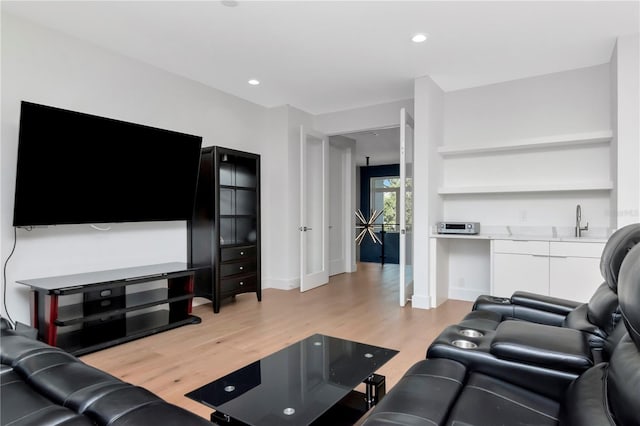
370, 176, 400, 232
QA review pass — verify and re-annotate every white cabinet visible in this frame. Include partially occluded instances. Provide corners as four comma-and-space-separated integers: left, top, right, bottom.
492, 240, 550, 297
491, 239, 605, 300
549, 242, 604, 302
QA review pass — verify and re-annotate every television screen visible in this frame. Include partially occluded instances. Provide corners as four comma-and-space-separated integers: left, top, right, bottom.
13, 101, 203, 227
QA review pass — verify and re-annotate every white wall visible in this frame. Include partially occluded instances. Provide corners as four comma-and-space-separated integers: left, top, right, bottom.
420, 64, 614, 305
262, 105, 316, 290
0, 14, 275, 323
261, 106, 289, 290
611, 34, 640, 227
441, 65, 612, 234
444, 64, 611, 147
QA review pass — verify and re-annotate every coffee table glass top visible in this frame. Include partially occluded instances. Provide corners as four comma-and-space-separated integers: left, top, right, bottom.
185, 333, 398, 425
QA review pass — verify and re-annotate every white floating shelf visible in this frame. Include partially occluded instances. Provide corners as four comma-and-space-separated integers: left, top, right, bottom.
438, 181, 614, 195
437, 130, 613, 157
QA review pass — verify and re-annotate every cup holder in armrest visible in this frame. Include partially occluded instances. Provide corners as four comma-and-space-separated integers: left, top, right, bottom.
487, 296, 512, 304
459, 329, 484, 338
451, 340, 478, 349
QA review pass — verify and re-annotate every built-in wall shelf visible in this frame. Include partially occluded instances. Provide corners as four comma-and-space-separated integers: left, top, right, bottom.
438, 181, 614, 195
437, 130, 612, 157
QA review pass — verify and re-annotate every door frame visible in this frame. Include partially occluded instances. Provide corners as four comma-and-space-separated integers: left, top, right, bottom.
399, 108, 415, 306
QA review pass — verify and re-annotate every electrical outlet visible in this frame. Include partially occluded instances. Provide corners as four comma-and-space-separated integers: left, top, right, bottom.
519, 210, 527, 222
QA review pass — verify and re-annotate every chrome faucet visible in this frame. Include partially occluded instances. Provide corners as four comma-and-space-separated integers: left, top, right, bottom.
575, 204, 589, 237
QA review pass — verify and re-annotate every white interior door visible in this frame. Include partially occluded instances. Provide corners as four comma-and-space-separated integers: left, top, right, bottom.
300, 126, 329, 292
399, 108, 415, 306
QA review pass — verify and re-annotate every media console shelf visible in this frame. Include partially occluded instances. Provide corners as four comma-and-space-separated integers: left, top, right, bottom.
17, 262, 202, 356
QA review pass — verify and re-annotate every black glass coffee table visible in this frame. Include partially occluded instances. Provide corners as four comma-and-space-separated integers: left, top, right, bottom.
186, 334, 399, 425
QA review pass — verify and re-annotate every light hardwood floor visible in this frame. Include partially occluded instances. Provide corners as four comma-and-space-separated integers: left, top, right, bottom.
80, 262, 473, 421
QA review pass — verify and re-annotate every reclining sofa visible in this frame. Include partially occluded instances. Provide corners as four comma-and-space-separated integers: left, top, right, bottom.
462, 223, 640, 341
0, 318, 211, 426
421, 224, 640, 398
362, 240, 640, 426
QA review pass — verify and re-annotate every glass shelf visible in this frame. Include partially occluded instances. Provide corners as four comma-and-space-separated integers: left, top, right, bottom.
219, 188, 257, 216
56, 310, 197, 356
55, 288, 193, 326
219, 185, 257, 191
219, 155, 258, 188
220, 217, 257, 246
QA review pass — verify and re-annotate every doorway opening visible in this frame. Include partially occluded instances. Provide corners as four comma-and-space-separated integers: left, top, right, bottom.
328, 106, 414, 308
332, 127, 401, 267
359, 165, 401, 264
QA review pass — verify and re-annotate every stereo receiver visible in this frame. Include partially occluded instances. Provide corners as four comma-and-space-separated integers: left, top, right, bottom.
437, 222, 480, 235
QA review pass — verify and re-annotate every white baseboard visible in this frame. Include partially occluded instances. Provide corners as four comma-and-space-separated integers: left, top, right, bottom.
448, 287, 485, 302
263, 277, 300, 290
411, 294, 431, 309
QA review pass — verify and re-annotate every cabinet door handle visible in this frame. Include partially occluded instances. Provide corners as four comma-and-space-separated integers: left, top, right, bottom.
240, 251, 244, 255
240, 281, 244, 286
239, 266, 244, 270
531, 255, 548, 258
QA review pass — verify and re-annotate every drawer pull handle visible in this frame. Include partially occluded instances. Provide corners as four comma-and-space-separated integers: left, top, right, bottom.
240, 282, 244, 286
240, 251, 244, 255
239, 266, 244, 270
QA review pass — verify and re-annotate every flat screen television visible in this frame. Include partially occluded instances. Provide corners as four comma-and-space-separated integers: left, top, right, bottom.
13, 101, 203, 227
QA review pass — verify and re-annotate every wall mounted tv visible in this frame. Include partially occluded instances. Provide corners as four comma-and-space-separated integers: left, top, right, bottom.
13, 101, 203, 227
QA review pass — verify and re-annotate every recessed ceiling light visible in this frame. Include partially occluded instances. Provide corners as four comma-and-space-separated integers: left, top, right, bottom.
412, 33, 428, 43
248, 79, 260, 86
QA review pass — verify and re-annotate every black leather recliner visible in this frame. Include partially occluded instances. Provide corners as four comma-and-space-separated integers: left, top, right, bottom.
0, 320, 212, 426
422, 225, 640, 391
462, 223, 640, 346
426, 312, 628, 395
362, 242, 640, 426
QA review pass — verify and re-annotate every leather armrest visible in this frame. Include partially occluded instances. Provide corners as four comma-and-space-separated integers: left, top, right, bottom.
511, 291, 582, 316
491, 321, 593, 373
470, 294, 569, 327
426, 324, 577, 399
362, 359, 466, 426
1, 317, 12, 331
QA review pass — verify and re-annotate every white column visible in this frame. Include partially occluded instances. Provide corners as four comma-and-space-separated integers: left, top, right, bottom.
612, 34, 640, 227
412, 76, 445, 309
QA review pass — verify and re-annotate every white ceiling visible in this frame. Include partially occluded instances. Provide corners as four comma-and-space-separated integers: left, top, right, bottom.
3, 1, 639, 116
338, 128, 401, 166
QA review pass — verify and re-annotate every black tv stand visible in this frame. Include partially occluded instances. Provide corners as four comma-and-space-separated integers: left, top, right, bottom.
17, 262, 202, 356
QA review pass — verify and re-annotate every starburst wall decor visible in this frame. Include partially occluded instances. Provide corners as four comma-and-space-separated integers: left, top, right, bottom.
355, 209, 384, 245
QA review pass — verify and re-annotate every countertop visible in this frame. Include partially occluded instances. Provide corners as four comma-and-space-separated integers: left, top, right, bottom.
430, 225, 608, 243
430, 233, 607, 243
